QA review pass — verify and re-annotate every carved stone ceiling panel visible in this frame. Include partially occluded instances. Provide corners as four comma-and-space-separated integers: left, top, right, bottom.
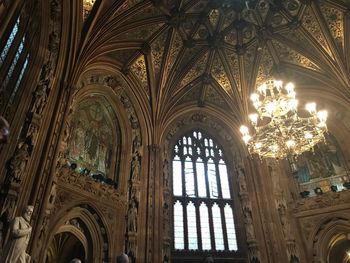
80, 0, 350, 124
130, 55, 149, 97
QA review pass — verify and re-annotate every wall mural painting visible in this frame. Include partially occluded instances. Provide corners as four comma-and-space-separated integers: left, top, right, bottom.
295, 135, 349, 196
68, 99, 114, 177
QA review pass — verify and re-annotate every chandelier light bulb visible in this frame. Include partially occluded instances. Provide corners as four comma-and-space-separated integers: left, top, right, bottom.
250, 93, 259, 103
285, 82, 295, 94
305, 102, 317, 114
317, 110, 328, 123
286, 139, 296, 148
305, 133, 313, 139
270, 144, 279, 152
287, 91, 296, 98
243, 135, 251, 144
274, 80, 283, 91
266, 102, 276, 115
249, 113, 259, 126
255, 142, 262, 149
257, 83, 267, 96
240, 125, 249, 135
288, 99, 298, 111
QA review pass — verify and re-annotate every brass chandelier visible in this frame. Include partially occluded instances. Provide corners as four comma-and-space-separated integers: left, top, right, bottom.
239, 80, 328, 159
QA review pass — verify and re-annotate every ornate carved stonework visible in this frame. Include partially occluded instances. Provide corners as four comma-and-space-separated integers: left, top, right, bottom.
55, 166, 126, 208
2, 0, 63, 223
292, 190, 350, 213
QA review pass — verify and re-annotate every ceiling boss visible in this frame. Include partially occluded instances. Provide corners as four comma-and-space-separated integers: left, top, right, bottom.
240, 80, 328, 159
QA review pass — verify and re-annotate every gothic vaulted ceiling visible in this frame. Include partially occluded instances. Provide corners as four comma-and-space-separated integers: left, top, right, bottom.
76, 0, 350, 133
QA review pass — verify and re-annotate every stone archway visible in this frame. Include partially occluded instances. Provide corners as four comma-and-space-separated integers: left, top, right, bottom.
311, 216, 350, 263
327, 233, 350, 263
45, 231, 86, 263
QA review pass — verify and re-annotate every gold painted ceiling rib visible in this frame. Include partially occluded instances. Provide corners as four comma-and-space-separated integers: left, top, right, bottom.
167, 46, 210, 97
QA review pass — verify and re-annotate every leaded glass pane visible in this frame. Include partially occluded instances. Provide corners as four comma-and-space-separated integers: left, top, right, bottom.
196, 158, 206, 197
173, 156, 182, 196
174, 201, 184, 249
219, 160, 231, 199
225, 204, 238, 251
0, 18, 19, 66
3, 37, 25, 87
172, 130, 238, 254
187, 202, 198, 250
212, 203, 224, 250
200, 203, 211, 250
208, 159, 218, 198
185, 157, 195, 197
10, 54, 29, 103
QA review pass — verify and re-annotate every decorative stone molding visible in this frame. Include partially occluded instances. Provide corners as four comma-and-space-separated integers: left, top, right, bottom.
2, 0, 63, 222
292, 190, 350, 213
237, 162, 262, 263
165, 112, 235, 147
56, 166, 126, 208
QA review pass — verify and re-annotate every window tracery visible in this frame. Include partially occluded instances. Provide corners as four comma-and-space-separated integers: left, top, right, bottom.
172, 130, 238, 255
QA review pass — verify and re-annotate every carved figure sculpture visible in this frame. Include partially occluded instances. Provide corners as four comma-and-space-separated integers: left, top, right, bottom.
243, 207, 255, 241
131, 152, 140, 181
278, 203, 290, 237
0, 205, 34, 263
9, 144, 30, 181
31, 84, 48, 115
163, 159, 169, 188
128, 201, 137, 233
237, 167, 247, 193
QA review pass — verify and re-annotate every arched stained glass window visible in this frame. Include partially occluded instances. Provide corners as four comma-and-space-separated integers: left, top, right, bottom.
172, 130, 238, 255
0, 17, 19, 67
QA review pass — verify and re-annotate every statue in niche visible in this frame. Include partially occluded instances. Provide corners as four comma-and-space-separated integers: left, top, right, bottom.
268, 163, 281, 194
31, 83, 48, 115
132, 134, 141, 153
127, 239, 136, 263
131, 152, 140, 181
26, 124, 38, 146
243, 207, 254, 241
0, 205, 34, 263
163, 201, 170, 235
130, 188, 139, 206
9, 143, 30, 181
277, 202, 289, 237
237, 166, 247, 193
163, 243, 170, 263
163, 159, 169, 188
128, 200, 137, 233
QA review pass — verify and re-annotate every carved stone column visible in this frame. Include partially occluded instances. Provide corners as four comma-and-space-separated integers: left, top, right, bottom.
126, 126, 142, 263
237, 162, 262, 263
269, 160, 300, 262
162, 153, 171, 263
